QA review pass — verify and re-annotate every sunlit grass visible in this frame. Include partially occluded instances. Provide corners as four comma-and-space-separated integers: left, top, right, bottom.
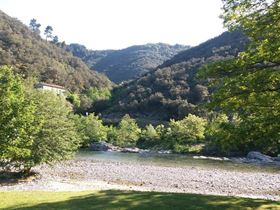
0, 190, 279, 210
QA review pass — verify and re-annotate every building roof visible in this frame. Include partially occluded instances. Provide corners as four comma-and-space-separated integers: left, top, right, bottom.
36, 82, 65, 90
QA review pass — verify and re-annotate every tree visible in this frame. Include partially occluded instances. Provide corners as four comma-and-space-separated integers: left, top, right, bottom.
52, 35, 59, 44
27, 90, 80, 170
0, 66, 37, 172
29, 18, 41, 34
86, 87, 111, 102
138, 124, 160, 148
44, 25, 53, 41
0, 67, 80, 173
109, 114, 141, 147
169, 114, 207, 144
198, 0, 280, 154
73, 114, 108, 147
67, 92, 81, 108
168, 114, 207, 153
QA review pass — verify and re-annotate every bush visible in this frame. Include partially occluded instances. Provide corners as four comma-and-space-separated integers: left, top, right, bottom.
109, 114, 141, 147
137, 124, 160, 149
73, 113, 108, 147
168, 114, 207, 152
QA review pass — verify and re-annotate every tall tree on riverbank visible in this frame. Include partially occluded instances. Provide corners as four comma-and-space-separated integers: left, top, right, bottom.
198, 0, 280, 154
0, 66, 80, 173
0, 66, 37, 172
29, 90, 80, 169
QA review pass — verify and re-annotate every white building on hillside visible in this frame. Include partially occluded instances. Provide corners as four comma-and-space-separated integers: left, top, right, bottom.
34, 82, 66, 95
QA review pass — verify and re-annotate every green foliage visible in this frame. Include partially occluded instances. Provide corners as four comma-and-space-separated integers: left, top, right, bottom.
169, 114, 207, 143
107, 125, 118, 145
67, 93, 81, 108
205, 113, 229, 142
86, 87, 111, 102
0, 67, 80, 172
101, 31, 246, 121
0, 66, 37, 172
198, 0, 280, 155
67, 88, 112, 113
142, 124, 159, 141
137, 124, 160, 148
73, 114, 108, 147
168, 114, 207, 153
137, 115, 208, 152
29, 90, 80, 168
108, 114, 141, 147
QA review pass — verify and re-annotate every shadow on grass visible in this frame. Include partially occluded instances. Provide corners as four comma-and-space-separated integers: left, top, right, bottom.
4, 190, 280, 210
0, 171, 38, 185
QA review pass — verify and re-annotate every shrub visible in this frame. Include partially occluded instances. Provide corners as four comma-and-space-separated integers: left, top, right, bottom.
137, 124, 160, 148
168, 114, 207, 152
73, 113, 108, 147
109, 114, 141, 147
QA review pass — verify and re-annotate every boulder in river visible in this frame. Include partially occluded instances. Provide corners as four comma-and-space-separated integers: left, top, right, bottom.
247, 151, 274, 163
274, 155, 280, 162
90, 141, 117, 151
121, 148, 141, 153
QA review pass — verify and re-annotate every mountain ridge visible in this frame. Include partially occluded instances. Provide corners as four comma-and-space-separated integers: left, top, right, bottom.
67, 42, 190, 83
97, 30, 248, 122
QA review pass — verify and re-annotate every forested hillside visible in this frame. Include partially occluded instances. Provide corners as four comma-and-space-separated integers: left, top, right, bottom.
0, 10, 112, 92
67, 43, 189, 83
98, 30, 247, 121
66, 44, 114, 69
160, 30, 246, 68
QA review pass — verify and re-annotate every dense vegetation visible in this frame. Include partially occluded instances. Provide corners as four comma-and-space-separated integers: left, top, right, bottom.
74, 112, 222, 154
198, 0, 280, 155
67, 43, 189, 83
0, 10, 112, 92
0, 66, 80, 173
98, 30, 247, 121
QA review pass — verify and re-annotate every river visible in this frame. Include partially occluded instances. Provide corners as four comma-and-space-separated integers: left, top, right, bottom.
76, 150, 280, 173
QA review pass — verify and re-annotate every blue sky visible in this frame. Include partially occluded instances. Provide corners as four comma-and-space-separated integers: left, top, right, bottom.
0, 0, 225, 50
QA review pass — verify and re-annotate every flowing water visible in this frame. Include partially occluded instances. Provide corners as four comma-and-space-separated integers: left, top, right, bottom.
76, 150, 280, 173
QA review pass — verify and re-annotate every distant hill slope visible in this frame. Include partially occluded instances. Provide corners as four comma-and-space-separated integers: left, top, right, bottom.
99, 30, 247, 121
67, 43, 189, 83
160, 30, 246, 68
0, 10, 112, 92
66, 44, 114, 68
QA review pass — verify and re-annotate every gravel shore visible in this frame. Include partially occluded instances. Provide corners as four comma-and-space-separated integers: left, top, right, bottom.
1, 159, 280, 201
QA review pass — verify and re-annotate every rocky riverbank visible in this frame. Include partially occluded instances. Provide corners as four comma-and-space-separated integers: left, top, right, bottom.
0, 157, 279, 201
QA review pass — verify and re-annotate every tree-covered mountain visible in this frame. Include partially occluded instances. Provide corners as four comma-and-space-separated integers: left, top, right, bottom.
67, 43, 189, 83
98, 30, 247, 122
66, 44, 114, 68
0, 10, 112, 92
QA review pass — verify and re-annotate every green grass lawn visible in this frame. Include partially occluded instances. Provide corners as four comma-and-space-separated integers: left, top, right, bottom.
0, 190, 279, 210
